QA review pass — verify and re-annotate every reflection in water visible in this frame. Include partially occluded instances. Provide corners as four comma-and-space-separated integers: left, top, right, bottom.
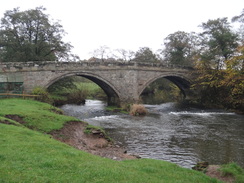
60, 100, 244, 168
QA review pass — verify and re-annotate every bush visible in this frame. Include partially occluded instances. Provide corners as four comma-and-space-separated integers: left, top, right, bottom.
50, 89, 87, 106
32, 87, 53, 104
67, 89, 86, 105
130, 104, 147, 116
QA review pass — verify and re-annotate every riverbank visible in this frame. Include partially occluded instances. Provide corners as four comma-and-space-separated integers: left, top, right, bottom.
0, 98, 238, 182
50, 121, 137, 160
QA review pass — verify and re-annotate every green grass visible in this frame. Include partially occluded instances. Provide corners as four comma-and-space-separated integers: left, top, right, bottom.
106, 105, 129, 114
75, 81, 101, 91
220, 163, 244, 183
0, 124, 219, 183
0, 98, 78, 132
0, 98, 221, 183
75, 82, 106, 99
0, 116, 22, 126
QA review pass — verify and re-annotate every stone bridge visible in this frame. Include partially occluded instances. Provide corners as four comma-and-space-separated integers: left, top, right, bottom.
0, 61, 195, 105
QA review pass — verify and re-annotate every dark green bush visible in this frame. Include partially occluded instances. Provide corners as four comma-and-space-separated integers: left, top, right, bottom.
32, 87, 53, 104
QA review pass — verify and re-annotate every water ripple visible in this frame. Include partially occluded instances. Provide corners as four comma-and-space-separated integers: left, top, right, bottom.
61, 100, 244, 168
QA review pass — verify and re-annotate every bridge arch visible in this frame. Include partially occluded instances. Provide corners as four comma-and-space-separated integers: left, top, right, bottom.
45, 72, 121, 105
138, 74, 192, 99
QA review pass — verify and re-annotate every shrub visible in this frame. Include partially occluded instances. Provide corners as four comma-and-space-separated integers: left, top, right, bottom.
50, 89, 87, 106
32, 87, 53, 104
67, 89, 86, 105
130, 104, 147, 116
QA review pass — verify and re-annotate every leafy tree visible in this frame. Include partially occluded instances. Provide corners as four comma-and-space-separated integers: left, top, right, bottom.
47, 76, 77, 94
232, 8, 244, 42
162, 31, 199, 66
193, 16, 243, 112
132, 47, 159, 62
193, 45, 244, 111
223, 46, 244, 110
199, 18, 238, 70
0, 7, 78, 62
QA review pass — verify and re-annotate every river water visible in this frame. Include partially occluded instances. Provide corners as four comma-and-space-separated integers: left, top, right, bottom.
60, 100, 244, 168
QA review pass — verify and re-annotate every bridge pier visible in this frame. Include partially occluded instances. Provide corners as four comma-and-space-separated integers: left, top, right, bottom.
118, 97, 140, 107
107, 96, 121, 106
107, 88, 141, 107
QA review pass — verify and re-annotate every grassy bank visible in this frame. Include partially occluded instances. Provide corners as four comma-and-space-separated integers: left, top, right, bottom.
0, 98, 79, 132
0, 98, 221, 182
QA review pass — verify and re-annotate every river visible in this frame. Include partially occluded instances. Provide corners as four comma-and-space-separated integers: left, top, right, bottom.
60, 100, 244, 168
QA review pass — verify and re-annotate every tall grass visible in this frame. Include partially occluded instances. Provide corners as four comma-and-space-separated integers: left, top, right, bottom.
130, 104, 147, 116
75, 82, 106, 99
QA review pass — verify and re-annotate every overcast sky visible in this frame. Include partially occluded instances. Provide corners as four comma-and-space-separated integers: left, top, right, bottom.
0, 0, 243, 59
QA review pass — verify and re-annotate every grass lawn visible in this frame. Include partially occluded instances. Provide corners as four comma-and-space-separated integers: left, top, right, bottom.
0, 98, 221, 182
0, 98, 79, 132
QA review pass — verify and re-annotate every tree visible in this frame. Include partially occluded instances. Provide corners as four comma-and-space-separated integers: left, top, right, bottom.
90, 45, 111, 61
199, 18, 238, 70
0, 7, 78, 62
113, 49, 135, 61
232, 8, 244, 43
193, 41, 244, 111
132, 47, 159, 62
192, 17, 243, 112
193, 47, 244, 111
162, 31, 199, 66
